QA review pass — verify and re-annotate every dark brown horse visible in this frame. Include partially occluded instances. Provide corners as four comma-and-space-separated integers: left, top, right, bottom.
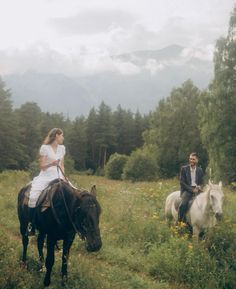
17, 179, 102, 287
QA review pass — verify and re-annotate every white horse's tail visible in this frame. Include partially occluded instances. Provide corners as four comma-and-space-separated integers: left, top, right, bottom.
165, 191, 180, 223
165, 194, 172, 220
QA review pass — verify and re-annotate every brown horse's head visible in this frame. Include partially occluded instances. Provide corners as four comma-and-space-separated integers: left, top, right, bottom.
74, 189, 102, 252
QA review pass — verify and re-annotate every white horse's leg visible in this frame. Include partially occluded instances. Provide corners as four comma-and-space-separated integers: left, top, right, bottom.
192, 225, 200, 242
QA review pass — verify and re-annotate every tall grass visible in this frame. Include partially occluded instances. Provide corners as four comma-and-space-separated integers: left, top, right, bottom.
0, 171, 235, 289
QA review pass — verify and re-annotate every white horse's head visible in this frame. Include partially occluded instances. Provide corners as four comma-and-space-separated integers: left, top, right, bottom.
208, 180, 224, 220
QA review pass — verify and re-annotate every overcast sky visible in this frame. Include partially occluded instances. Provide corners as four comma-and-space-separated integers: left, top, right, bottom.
0, 0, 235, 76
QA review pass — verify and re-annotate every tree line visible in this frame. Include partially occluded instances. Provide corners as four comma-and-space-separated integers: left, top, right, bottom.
0, 86, 149, 173
1, 6, 236, 183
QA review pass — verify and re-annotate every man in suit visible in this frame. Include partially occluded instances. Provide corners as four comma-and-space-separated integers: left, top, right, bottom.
178, 152, 204, 223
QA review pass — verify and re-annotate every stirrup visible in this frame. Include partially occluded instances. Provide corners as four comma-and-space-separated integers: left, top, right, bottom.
27, 223, 35, 236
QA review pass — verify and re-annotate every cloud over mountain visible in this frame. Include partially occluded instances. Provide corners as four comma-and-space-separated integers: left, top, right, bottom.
50, 9, 137, 35
3, 45, 213, 118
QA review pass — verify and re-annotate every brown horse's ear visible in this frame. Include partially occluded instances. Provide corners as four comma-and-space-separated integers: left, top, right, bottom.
90, 185, 97, 197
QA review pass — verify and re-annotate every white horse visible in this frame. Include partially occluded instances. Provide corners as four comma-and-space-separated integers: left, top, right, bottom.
165, 181, 224, 239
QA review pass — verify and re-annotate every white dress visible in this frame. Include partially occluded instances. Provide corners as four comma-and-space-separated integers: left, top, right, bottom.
28, 144, 66, 208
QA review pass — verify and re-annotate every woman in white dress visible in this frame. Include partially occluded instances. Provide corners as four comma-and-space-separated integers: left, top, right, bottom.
28, 128, 65, 235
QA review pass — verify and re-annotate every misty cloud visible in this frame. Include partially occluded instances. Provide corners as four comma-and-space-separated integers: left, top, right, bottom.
50, 9, 137, 35
155, 16, 226, 49
0, 44, 142, 77
0, 45, 68, 75
107, 24, 163, 56
113, 60, 141, 75
181, 46, 214, 62
144, 59, 165, 75
0, 40, 214, 79
0, 1, 233, 79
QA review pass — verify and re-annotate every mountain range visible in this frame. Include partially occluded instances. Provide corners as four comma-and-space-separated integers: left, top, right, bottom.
3, 45, 213, 118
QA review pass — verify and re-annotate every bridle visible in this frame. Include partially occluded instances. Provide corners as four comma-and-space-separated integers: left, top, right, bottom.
56, 165, 97, 240
208, 188, 222, 217
193, 186, 216, 215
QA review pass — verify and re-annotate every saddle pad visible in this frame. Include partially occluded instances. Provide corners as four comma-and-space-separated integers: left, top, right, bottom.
36, 182, 59, 212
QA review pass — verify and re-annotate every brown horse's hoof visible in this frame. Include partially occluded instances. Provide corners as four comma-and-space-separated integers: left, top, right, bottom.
44, 280, 50, 287
61, 274, 68, 286
20, 261, 27, 269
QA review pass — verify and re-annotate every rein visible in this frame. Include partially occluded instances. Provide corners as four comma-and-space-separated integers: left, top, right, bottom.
56, 165, 84, 239
194, 187, 215, 216
57, 164, 70, 183
207, 188, 217, 217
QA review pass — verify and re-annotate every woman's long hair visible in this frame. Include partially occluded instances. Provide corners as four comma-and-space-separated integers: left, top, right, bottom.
43, 128, 63, 145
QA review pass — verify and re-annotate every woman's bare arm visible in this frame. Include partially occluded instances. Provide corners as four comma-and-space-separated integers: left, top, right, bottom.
39, 155, 59, 171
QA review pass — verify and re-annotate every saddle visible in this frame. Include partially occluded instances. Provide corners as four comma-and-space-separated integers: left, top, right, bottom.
23, 179, 62, 212
174, 196, 195, 212
37, 181, 60, 212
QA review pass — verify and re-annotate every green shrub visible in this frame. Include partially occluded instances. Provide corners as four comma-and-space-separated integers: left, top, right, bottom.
204, 222, 236, 289
95, 167, 105, 176
148, 222, 236, 289
64, 155, 76, 175
105, 153, 128, 180
86, 168, 94, 175
28, 161, 40, 179
142, 221, 171, 247
148, 238, 218, 289
123, 148, 158, 181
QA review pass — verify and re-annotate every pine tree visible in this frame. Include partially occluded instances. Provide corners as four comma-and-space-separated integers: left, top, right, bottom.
86, 107, 99, 170
67, 117, 87, 170
0, 78, 25, 170
15, 102, 42, 166
113, 106, 135, 154
95, 102, 116, 168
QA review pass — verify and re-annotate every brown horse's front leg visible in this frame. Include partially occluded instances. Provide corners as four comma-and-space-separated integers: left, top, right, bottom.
20, 223, 29, 265
44, 235, 56, 287
37, 232, 46, 272
61, 233, 75, 285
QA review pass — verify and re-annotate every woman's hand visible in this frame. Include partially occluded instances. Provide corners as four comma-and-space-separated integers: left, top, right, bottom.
40, 156, 60, 170
51, 159, 60, 167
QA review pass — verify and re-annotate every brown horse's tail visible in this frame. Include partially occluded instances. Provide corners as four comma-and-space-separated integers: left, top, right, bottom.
17, 184, 31, 219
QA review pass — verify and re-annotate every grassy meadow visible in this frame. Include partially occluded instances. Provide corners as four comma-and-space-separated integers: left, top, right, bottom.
0, 171, 235, 289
